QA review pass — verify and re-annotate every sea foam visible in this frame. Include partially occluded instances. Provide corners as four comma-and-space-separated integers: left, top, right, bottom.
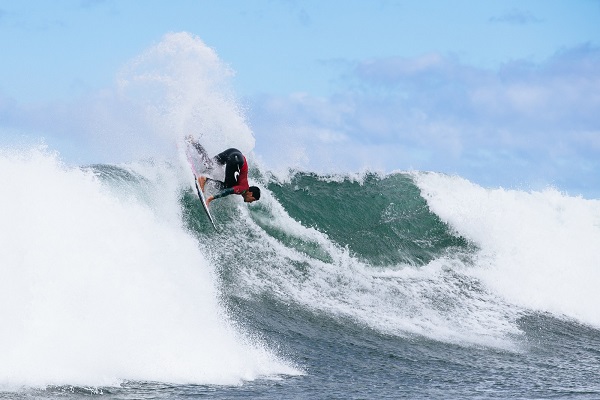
0, 147, 298, 389
415, 172, 600, 328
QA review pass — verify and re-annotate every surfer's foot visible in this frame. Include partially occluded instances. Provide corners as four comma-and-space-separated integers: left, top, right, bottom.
198, 176, 207, 192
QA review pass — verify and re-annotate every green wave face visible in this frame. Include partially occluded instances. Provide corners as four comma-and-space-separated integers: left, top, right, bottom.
266, 172, 472, 267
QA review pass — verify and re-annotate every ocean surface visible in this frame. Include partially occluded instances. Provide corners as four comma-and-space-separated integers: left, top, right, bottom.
1, 147, 599, 399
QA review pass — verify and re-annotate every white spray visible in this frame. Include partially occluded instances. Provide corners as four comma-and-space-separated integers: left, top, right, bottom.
0, 30, 298, 390
415, 172, 600, 327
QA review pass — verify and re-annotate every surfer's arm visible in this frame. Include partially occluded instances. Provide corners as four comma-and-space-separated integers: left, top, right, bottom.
206, 187, 235, 205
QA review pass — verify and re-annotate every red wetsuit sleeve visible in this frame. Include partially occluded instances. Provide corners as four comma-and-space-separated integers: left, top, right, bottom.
231, 156, 249, 194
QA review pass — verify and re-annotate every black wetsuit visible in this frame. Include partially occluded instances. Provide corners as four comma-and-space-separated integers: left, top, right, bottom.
213, 148, 245, 189
191, 143, 248, 199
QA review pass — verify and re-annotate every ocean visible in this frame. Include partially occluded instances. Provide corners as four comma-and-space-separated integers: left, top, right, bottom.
1, 146, 599, 399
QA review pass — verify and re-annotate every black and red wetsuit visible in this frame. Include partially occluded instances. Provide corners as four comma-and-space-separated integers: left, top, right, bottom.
211, 148, 249, 199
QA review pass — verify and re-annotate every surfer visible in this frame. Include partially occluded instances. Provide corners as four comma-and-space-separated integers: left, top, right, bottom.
187, 138, 260, 205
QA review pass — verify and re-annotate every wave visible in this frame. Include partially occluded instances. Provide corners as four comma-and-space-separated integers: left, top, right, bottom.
2, 144, 599, 390
212, 169, 522, 350
191, 164, 600, 351
0, 147, 299, 389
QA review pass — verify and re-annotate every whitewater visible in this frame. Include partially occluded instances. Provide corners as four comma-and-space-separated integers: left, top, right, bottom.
1, 32, 599, 399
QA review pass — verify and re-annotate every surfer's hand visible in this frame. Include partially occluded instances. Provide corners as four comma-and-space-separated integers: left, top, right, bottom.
206, 196, 214, 206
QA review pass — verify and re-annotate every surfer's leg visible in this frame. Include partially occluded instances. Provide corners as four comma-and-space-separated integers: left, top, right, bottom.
213, 148, 241, 165
212, 148, 242, 186
223, 154, 244, 188
214, 149, 244, 188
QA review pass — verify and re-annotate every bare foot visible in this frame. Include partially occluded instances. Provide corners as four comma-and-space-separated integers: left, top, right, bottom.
197, 176, 207, 192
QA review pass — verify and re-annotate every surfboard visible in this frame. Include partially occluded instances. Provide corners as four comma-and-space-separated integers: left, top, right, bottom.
192, 173, 217, 231
185, 140, 218, 231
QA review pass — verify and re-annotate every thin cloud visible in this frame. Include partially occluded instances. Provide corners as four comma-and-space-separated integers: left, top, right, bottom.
353, 45, 600, 134
489, 8, 543, 25
250, 45, 600, 196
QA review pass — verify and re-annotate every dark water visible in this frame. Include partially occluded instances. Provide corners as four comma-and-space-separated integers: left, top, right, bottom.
3, 167, 600, 399
11, 307, 600, 399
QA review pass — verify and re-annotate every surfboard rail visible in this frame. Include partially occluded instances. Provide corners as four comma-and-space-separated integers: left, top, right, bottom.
185, 140, 218, 231
192, 173, 218, 231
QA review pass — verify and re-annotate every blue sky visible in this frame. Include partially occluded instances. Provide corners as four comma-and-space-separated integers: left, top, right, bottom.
1, 0, 599, 197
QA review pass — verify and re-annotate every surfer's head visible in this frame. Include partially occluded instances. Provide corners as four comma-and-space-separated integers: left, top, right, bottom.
243, 186, 261, 203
